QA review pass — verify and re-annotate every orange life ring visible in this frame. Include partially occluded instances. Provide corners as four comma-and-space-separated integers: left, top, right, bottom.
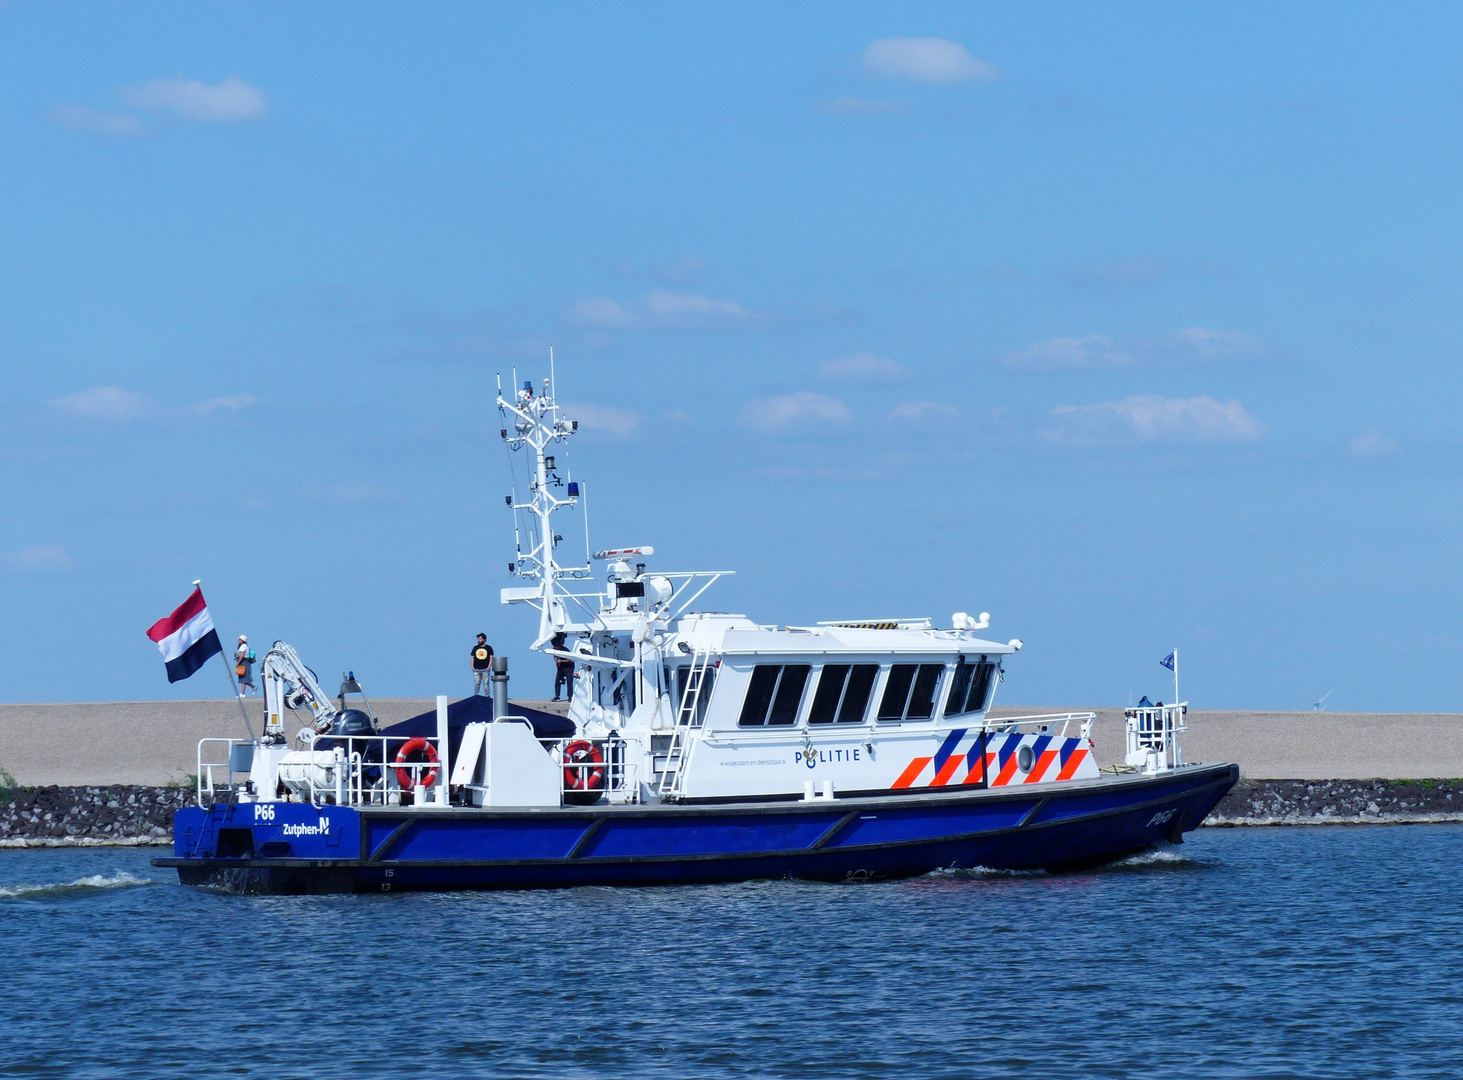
394, 737, 440, 789
562, 740, 605, 792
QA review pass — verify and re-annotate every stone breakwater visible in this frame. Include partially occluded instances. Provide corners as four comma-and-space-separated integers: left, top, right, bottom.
1208, 778, 1463, 825
0, 785, 188, 848
1, 779, 1461, 847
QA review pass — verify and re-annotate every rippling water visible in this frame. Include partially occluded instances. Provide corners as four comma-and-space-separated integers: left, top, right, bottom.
3, 825, 1461, 1078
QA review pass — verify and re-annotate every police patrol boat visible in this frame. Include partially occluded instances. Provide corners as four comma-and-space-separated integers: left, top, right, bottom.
155, 370, 1238, 893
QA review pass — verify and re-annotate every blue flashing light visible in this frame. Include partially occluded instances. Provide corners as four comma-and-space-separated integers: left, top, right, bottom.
523, 380, 533, 391
567, 481, 580, 497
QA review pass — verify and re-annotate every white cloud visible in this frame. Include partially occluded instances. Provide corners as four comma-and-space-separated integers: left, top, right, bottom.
1168, 327, 1270, 362
193, 395, 258, 414
818, 352, 912, 382
817, 96, 908, 116
862, 38, 1000, 84
890, 400, 958, 420
50, 105, 146, 137
119, 75, 268, 122
643, 290, 755, 327
563, 402, 644, 438
566, 291, 761, 331
1348, 431, 1399, 457
1047, 395, 1264, 446
5, 545, 73, 572
1004, 328, 1272, 370
745, 392, 850, 431
1005, 334, 1134, 370
50, 386, 151, 420
565, 297, 639, 330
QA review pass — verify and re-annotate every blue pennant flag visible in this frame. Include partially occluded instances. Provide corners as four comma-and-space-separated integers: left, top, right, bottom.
1159, 651, 1176, 671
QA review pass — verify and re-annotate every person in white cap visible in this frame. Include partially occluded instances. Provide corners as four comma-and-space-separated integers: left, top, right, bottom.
235, 635, 257, 696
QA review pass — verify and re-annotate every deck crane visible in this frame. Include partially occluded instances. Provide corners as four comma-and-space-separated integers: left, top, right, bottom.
261, 641, 374, 745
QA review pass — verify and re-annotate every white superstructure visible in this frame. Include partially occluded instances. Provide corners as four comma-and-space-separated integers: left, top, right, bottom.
492, 367, 1105, 805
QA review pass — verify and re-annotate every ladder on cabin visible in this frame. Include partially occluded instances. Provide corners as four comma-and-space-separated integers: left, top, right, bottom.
658, 649, 712, 799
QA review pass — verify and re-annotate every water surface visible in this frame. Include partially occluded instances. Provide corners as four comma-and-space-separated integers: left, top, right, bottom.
3, 826, 1461, 1078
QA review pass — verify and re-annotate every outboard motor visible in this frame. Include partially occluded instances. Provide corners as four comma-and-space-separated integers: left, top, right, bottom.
330, 709, 376, 738
319, 708, 382, 782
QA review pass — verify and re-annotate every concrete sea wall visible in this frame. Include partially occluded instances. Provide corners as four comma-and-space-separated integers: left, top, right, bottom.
3, 778, 1461, 848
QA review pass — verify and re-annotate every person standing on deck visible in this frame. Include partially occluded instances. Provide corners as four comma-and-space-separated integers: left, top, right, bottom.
551, 631, 573, 702
471, 634, 493, 696
235, 635, 256, 696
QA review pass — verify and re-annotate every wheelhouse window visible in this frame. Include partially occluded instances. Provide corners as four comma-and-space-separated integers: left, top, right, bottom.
807, 664, 879, 725
945, 656, 997, 718
877, 663, 946, 722
737, 664, 812, 726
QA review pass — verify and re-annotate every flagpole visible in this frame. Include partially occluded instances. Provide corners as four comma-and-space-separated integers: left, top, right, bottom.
1173, 648, 1180, 705
197, 579, 258, 744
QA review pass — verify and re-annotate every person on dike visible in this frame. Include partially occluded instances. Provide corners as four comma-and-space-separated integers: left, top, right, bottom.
471, 634, 494, 696
235, 635, 256, 696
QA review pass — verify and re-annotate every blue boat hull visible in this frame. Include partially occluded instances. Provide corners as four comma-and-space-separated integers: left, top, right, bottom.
153, 763, 1238, 893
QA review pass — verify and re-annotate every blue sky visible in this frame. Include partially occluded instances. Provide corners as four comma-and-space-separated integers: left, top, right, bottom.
3, 2, 1462, 711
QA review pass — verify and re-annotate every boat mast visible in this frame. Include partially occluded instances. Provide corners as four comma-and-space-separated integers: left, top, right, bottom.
496, 354, 583, 647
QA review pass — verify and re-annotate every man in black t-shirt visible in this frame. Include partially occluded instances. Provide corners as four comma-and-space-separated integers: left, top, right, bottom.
471, 634, 493, 696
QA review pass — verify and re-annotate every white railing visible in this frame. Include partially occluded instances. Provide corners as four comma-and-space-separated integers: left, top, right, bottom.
196, 734, 450, 809
1123, 702, 1187, 772
301, 733, 448, 807
196, 738, 253, 806
197, 732, 646, 810
983, 712, 1097, 741
559, 738, 631, 802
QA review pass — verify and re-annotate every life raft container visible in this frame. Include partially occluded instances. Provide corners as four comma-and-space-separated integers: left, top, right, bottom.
394, 737, 440, 789
562, 740, 605, 805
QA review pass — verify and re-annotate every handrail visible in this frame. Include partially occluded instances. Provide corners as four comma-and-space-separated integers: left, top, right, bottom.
302, 732, 447, 807
196, 737, 252, 808
558, 737, 627, 800
1123, 702, 1187, 772
981, 711, 1098, 740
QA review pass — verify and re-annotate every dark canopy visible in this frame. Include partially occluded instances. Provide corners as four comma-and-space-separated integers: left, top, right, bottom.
379, 695, 576, 763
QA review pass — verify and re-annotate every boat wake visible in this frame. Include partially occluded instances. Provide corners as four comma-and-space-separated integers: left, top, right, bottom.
0, 871, 155, 900
1112, 845, 1192, 869
927, 865, 1048, 880
926, 843, 1201, 882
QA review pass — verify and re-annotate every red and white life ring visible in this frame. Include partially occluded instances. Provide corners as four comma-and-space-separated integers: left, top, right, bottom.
394, 737, 440, 789
562, 740, 605, 792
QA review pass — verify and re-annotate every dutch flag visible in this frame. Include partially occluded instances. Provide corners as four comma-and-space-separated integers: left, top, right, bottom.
146, 586, 224, 683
